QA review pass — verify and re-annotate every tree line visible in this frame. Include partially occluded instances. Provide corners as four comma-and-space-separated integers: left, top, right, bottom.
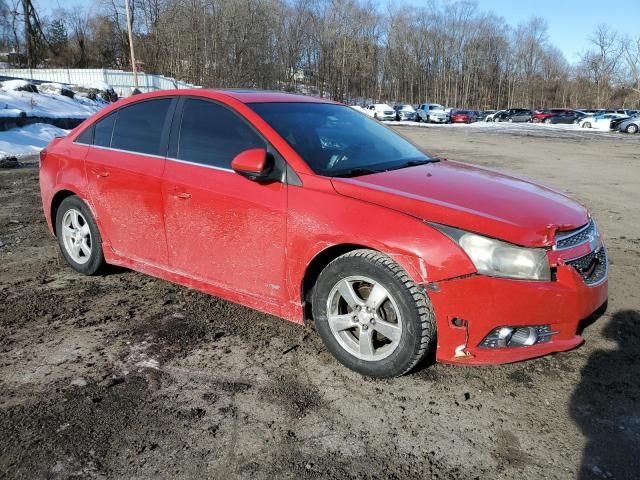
1, 0, 639, 109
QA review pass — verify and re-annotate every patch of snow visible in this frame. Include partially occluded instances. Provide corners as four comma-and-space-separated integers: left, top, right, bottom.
1, 79, 31, 90
0, 123, 68, 157
0, 107, 24, 118
0, 87, 103, 119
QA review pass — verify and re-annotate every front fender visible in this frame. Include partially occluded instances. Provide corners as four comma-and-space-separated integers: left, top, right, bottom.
285, 174, 475, 305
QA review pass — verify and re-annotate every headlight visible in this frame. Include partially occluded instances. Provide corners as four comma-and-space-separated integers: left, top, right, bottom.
434, 224, 551, 281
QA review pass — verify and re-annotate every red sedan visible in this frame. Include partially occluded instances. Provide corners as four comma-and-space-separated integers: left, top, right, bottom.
39, 90, 608, 377
532, 108, 574, 123
449, 110, 474, 123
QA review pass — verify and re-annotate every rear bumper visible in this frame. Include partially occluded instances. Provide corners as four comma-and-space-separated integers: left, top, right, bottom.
428, 265, 608, 365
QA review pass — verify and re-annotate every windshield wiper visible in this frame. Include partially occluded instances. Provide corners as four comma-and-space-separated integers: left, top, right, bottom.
332, 167, 383, 178
402, 157, 442, 167
382, 157, 442, 172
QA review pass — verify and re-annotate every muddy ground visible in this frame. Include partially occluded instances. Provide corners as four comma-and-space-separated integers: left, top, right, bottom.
1, 126, 639, 479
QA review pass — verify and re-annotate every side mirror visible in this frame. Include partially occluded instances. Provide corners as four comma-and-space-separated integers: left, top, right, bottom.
231, 148, 273, 182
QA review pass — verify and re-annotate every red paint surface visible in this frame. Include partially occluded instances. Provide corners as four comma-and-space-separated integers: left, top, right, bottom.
449, 112, 472, 123
39, 89, 608, 366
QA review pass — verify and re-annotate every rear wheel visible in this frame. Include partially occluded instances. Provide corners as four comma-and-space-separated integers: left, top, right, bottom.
312, 250, 435, 377
626, 124, 639, 134
544, 118, 552, 124
56, 196, 105, 275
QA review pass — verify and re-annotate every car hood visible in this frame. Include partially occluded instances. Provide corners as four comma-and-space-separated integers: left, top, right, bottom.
330, 160, 589, 247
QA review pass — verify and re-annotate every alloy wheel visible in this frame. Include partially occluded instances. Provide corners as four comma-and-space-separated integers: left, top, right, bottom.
326, 276, 402, 361
61, 208, 92, 264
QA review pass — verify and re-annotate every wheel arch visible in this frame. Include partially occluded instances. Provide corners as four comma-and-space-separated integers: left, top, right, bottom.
301, 243, 376, 322
50, 189, 78, 236
299, 243, 429, 323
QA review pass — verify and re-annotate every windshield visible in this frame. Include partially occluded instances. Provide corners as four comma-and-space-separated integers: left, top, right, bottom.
248, 102, 431, 177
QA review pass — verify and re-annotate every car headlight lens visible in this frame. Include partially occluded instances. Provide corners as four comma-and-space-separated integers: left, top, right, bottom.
434, 225, 551, 281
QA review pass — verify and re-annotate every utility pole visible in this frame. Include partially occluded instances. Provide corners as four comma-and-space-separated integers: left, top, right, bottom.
124, 0, 139, 90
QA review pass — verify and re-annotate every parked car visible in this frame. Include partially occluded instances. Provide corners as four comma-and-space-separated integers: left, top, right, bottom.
493, 108, 530, 122
449, 110, 475, 123
545, 111, 587, 124
579, 113, 626, 130
393, 104, 417, 121
40, 89, 608, 377
484, 110, 506, 122
609, 116, 631, 131
506, 109, 533, 122
364, 103, 396, 121
416, 103, 449, 123
532, 109, 574, 123
481, 110, 496, 120
617, 116, 640, 134
469, 110, 485, 122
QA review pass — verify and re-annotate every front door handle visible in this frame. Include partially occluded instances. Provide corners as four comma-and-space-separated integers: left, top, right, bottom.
91, 168, 110, 178
174, 192, 192, 200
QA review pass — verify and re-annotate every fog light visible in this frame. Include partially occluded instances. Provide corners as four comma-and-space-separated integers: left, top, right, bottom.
479, 325, 557, 348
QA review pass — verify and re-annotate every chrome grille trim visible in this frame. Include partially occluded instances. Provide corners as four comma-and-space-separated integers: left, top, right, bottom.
555, 220, 598, 250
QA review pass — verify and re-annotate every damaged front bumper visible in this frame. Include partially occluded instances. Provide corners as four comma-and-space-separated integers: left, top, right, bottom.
427, 260, 608, 365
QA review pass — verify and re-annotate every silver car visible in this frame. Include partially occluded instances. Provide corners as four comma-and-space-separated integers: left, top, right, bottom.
617, 116, 640, 134
416, 103, 449, 123
393, 104, 417, 121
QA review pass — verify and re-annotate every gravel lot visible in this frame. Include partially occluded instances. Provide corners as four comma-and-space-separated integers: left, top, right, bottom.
1, 124, 639, 479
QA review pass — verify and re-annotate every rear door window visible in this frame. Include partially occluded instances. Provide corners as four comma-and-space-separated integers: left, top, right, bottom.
177, 98, 266, 169
110, 98, 172, 156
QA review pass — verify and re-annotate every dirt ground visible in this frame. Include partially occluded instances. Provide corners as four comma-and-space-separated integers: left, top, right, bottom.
1, 126, 639, 480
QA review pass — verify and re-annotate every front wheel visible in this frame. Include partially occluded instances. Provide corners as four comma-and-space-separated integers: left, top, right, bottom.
582, 122, 592, 129
626, 124, 639, 134
312, 250, 436, 377
56, 196, 105, 275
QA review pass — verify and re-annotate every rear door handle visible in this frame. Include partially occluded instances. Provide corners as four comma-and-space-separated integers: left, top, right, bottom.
91, 168, 110, 178
174, 192, 192, 200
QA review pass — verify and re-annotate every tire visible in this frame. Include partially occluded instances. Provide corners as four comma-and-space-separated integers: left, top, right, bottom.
544, 118, 551, 124
508, 118, 513, 122
374, 112, 378, 120
626, 124, 639, 134
582, 122, 591, 129
311, 249, 435, 377
55, 195, 105, 275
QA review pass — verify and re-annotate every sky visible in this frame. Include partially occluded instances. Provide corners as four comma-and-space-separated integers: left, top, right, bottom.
459, 0, 638, 63
41, 0, 638, 64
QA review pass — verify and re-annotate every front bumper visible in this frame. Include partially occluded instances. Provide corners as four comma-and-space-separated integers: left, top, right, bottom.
430, 115, 449, 123
428, 263, 608, 365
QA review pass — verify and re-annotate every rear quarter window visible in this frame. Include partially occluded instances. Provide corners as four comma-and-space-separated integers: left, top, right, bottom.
93, 113, 116, 148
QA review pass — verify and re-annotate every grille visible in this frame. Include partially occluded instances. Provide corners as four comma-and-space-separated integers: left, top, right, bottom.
555, 220, 597, 250
566, 247, 608, 286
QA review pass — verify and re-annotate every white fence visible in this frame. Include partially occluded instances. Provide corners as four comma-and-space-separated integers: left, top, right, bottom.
0, 68, 199, 97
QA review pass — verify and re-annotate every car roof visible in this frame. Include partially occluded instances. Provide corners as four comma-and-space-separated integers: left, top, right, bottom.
219, 89, 338, 104
113, 88, 338, 105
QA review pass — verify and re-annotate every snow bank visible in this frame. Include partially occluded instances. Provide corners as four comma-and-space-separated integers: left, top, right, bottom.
0, 123, 68, 157
0, 86, 103, 119
1, 79, 32, 91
